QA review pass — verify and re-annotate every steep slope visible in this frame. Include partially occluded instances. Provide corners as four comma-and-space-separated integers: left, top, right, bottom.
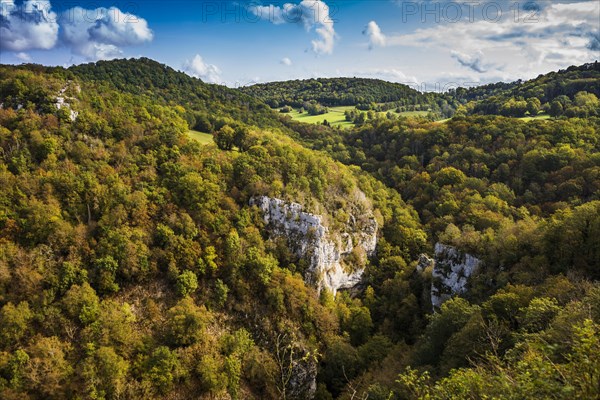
0, 61, 427, 400
251, 195, 378, 295
1, 59, 599, 400
69, 58, 284, 130
286, 78, 600, 397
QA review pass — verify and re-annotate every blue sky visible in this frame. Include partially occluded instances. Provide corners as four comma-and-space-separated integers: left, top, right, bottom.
1, 0, 598, 89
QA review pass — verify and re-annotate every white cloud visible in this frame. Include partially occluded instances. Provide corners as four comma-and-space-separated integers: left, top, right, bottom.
182, 54, 222, 84
1, 1, 153, 59
60, 6, 153, 60
281, 57, 293, 66
366, 1, 600, 81
0, 0, 59, 51
352, 68, 419, 85
363, 21, 386, 49
248, 4, 289, 25
451, 50, 489, 73
15, 52, 31, 62
250, 0, 337, 54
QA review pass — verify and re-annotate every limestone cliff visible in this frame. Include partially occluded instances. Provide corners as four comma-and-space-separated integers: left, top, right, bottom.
250, 196, 378, 295
55, 82, 79, 121
431, 243, 480, 309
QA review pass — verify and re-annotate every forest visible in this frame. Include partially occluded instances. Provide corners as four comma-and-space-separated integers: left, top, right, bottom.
241, 63, 600, 121
0, 58, 599, 400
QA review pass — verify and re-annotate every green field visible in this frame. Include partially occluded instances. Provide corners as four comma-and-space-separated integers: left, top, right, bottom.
187, 130, 214, 145
284, 106, 356, 128
283, 106, 433, 128
283, 107, 548, 128
519, 114, 552, 122
397, 110, 430, 118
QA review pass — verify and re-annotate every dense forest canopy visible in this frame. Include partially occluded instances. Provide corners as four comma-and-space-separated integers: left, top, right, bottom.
69, 58, 280, 128
451, 62, 600, 103
239, 62, 600, 121
0, 59, 599, 400
239, 77, 429, 108
455, 62, 600, 118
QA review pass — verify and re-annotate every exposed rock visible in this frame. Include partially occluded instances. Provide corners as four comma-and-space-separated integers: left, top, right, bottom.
55, 83, 79, 121
417, 253, 434, 273
288, 353, 317, 400
431, 243, 480, 309
250, 196, 377, 295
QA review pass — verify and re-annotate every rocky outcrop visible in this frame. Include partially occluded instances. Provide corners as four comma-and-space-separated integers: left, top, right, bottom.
251, 196, 377, 295
55, 83, 79, 121
417, 253, 435, 273
431, 243, 480, 309
287, 352, 317, 400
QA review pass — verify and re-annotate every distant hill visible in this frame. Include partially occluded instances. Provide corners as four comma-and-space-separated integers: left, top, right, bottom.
454, 62, 600, 102
69, 58, 282, 130
239, 63, 600, 120
239, 77, 431, 108
450, 62, 600, 116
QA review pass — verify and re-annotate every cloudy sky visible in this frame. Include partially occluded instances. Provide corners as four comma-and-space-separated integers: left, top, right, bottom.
0, 0, 598, 89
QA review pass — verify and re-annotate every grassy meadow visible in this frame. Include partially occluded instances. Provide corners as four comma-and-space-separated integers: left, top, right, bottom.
187, 130, 214, 145
284, 106, 355, 128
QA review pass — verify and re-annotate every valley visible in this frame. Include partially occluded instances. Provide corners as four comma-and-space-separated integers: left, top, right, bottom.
0, 58, 598, 400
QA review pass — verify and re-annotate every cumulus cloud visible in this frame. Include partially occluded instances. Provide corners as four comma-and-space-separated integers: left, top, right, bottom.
368, 1, 600, 80
250, 1, 336, 54
248, 4, 289, 25
1, 1, 153, 60
60, 6, 153, 60
0, 0, 59, 51
451, 51, 488, 73
363, 21, 386, 49
280, 57, 293, 66
15, 51, 31, 61
182, 54, 222, 83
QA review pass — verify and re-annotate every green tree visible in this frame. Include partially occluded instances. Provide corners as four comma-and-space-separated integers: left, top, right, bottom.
0, 302, 33, 347
321, 338, 360, 397
81, 346, 129, 399
166, 297, 211, 346
519, 297, 560, 333
214, 124, 235, 150
24, 336, 73, 398
175, 270, 198, 297
564, 319, 600, 398
62, 283, 100, 325
526, 97, 541, 115
416, 298, 480, 367
197, 354, 227, 394
142, 346, 181, 395
346, 306, 373, 346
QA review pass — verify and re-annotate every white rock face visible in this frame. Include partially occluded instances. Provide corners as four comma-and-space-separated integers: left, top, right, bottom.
431, 243, 480, 309
55, 83, 79, 121
251, 196, 377, 295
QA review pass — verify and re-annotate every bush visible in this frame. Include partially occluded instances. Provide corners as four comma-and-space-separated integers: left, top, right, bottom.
176, 270, 198, 297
